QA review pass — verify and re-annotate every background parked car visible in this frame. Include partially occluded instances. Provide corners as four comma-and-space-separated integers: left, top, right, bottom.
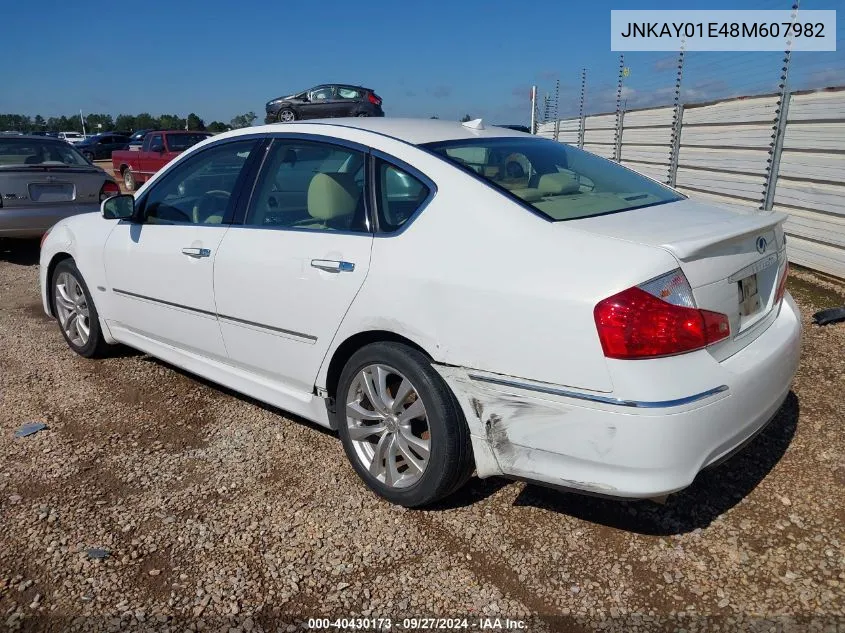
74, 133, 130, 161
57, 132, 85, 144
265, 84, 384, 123
128, 129, 154, 150
0, 135, 119, 238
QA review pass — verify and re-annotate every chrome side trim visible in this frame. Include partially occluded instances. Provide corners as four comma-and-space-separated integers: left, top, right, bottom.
113, 288, 216, 317
217, 313, 317, 343
469, 374, 729, 408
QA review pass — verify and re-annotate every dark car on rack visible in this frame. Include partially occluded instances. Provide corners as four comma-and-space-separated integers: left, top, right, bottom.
265, 84, 384, 123
74, 133, 131, 161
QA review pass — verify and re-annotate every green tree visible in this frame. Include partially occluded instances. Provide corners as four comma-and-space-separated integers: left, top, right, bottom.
229, 112, 257, 129
429, 115, 439, 119
115, 114, 137, 132
159, 114, 186, 130
186, 113, 206, 131
206, 121, 228, 134
86, 113, 114, 133
33, 115, 46, 130
134, 113, 159, 130
460, 114, 472, 122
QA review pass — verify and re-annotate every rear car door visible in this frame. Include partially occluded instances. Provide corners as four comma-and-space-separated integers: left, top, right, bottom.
335, 86, 364, 116
213, 136, 373, 394
102, 138, 260, 360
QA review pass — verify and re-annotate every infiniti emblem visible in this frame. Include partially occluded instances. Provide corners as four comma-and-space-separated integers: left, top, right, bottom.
756, 236, 768, 254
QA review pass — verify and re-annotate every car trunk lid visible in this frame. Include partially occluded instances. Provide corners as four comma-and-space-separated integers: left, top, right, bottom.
571, 199, 788, 360
0, 165, 104, 209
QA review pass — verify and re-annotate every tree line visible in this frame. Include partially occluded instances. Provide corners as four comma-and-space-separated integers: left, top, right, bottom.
0, 112, 258, 135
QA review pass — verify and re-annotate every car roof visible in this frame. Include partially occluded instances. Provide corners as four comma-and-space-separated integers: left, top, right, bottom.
0, 134, 77, 143
216, 118, 531, 146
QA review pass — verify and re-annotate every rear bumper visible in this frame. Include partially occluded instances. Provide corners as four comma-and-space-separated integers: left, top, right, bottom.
436, 293, 802, 498
0, 204, 100, 238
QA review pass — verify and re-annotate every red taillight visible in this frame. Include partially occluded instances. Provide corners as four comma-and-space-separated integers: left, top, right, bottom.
775, 261, 789, 303
368, 92, 382, 106
594, 281, 730, 360
99, 180, 120, 202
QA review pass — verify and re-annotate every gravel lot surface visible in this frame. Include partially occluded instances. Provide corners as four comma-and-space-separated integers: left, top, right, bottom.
0, 239, 843, 632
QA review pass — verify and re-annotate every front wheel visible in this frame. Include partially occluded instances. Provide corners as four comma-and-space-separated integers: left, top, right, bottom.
277, 108, 296, 123
51, 259, 114, 358
336, 342, 473, 507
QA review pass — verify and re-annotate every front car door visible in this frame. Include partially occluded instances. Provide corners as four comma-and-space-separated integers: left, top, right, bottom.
213, 136, 373, 394
102, 138, 260, 361
301, 86, 337, 119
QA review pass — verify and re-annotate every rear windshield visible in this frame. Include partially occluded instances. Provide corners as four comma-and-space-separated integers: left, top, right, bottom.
421, 137, 684, 221
166, 133, 211, 152
0, 139, 90, 167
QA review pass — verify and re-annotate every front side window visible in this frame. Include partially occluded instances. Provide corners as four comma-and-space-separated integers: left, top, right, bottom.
422, 137, 684, 221
311, 87, 334, 101
141, 140, 256, 225
375, 159, 430, 233
245, 140, 368, 232
149, 134, 163, 150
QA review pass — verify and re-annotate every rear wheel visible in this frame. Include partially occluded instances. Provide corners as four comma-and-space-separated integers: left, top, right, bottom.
83, 151, 94, 162
122, 167, 136, 191
336, 342, 473, 507
51, 259, 113, 358
277, 108, 296, 123
356, 112, 370, 117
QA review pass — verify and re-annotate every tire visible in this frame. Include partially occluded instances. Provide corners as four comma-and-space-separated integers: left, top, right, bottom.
122, 167, 136, 192
335, 342, 473, 507
51, 259, 114, 358
356, 112, 370, 117
83, 151, 94, 162
277, 108, 296, 123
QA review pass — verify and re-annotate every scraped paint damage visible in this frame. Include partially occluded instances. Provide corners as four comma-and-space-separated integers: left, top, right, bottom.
436, 365, 619, 493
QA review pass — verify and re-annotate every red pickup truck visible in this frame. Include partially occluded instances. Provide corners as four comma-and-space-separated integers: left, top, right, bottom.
112, 130, 212, 191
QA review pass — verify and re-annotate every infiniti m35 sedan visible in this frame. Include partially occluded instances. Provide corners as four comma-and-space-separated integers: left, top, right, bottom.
39, 118, 801, 507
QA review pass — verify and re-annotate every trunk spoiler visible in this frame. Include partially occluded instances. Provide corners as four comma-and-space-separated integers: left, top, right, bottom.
659, 211, 787, 260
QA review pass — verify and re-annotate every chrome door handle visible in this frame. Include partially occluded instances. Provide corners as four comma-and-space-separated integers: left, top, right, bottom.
182, 247, 211, 258
311, 259, 355, 273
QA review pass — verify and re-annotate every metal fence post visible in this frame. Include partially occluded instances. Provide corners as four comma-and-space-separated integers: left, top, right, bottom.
577, 68, 587, 149
762, 1, 798, 211
614, 55, 625, 161
553, 79, 561, 142
668, 105, 683, 187
530, 85, 537, 135
667, 43, 686, 186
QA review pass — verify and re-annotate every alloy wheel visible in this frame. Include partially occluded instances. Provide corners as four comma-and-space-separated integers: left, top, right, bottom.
54, 271, 90, 347
345, 364, 431, 488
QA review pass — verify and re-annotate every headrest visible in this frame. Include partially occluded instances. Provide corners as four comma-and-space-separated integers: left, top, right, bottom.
307, 173, 359, 221
538, 172, 580, 195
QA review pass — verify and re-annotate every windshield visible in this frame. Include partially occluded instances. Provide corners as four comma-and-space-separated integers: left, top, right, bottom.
0, 139, 90, 167
422, 137, 684, 221
165, 133, 211, 152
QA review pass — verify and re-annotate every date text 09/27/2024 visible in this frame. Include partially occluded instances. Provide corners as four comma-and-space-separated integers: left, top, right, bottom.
306, 618, 527, 630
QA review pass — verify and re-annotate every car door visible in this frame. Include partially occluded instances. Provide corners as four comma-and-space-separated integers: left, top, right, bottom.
334, 86, 363, 116
139, 133, 164, 177
102, 138, 260, 361
213, 137, 373, 394
301, 86, 337, 119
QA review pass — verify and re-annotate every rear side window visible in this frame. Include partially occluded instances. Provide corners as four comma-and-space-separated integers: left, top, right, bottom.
375, 159, 430, 234
244, 140, 369, 233
337, 87, 362, 100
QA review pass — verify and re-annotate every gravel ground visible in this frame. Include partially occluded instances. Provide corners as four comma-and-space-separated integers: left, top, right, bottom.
0, 239, 843, 633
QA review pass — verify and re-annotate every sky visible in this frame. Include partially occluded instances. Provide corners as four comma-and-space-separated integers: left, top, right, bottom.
0, 0, 842, 126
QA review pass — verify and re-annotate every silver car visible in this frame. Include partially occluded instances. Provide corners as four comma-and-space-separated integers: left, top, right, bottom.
0, 136, 119, 238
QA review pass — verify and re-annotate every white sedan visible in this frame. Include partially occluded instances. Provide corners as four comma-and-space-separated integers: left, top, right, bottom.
39, 118, 801, 507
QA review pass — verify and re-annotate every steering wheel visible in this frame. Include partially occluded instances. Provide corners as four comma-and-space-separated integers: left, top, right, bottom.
192, 190, 230, 224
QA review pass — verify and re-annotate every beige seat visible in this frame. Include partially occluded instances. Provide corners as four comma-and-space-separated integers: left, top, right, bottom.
301, 172, 359, 230
538, 172, 580, 195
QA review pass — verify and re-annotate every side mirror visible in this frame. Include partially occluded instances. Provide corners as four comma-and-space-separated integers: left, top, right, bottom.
101, 194, 135, 220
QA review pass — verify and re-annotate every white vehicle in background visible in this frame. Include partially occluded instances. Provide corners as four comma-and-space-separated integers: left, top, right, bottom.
38, 118, 801, 507
57, 132, 85, 144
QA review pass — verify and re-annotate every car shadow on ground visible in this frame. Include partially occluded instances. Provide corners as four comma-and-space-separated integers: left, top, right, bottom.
0, 238, 40, 266
507, 392, 800, 535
